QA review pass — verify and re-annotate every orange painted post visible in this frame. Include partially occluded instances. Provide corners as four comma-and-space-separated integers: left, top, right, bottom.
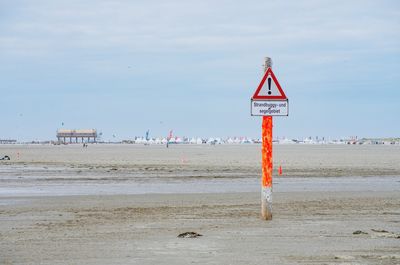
261, 116, 273, 219
251, 56, 288, 220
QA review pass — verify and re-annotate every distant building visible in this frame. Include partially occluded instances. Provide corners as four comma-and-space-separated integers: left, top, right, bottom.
57, 129, 97, 143
0, 139, 17, 144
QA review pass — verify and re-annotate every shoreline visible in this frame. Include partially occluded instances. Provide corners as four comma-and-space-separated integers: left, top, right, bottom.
1, 176, 399, 198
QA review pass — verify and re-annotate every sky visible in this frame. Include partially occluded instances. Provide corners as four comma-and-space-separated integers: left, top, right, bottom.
0, 0, 399, 141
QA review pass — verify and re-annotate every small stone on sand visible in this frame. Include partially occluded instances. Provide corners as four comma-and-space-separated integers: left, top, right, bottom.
371, 229, 388, 233
178, 232, 202, 238
353, 230, 368, 235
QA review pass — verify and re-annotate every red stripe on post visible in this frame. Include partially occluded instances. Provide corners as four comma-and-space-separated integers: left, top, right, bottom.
262, 116, 273, 188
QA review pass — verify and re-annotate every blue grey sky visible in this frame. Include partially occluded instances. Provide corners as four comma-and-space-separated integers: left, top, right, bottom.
1, 0, 399, 141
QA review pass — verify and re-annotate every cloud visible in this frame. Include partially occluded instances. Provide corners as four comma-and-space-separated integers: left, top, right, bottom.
1, 0, 399, 58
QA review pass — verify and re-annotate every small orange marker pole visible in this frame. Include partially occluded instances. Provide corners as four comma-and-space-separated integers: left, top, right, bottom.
261, 116, 273, 220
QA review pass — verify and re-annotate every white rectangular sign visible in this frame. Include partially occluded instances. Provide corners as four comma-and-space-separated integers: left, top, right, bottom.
251, 100, 289, 116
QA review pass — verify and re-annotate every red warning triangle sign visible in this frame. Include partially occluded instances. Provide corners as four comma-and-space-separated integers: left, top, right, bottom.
252, 68, 287, 100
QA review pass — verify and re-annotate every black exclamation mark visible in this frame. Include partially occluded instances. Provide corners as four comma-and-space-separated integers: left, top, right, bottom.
267, 77, 272, 95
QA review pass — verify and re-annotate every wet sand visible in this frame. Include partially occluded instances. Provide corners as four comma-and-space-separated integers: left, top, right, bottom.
1, 144, 400, 264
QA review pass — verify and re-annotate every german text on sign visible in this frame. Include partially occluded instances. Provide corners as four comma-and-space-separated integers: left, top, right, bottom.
251, 100, 288, 116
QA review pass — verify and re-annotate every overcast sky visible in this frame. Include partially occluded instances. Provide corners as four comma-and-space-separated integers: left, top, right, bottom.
1, 0, 399, 141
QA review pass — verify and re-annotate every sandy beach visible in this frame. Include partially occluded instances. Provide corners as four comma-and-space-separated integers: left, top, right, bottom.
1, 144, 400, 264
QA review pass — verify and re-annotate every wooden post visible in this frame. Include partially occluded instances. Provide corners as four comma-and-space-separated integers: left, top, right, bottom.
261, 57, 273, 220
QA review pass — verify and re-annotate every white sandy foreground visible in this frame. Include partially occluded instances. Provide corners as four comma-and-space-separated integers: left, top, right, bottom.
0, 144, 399, 264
